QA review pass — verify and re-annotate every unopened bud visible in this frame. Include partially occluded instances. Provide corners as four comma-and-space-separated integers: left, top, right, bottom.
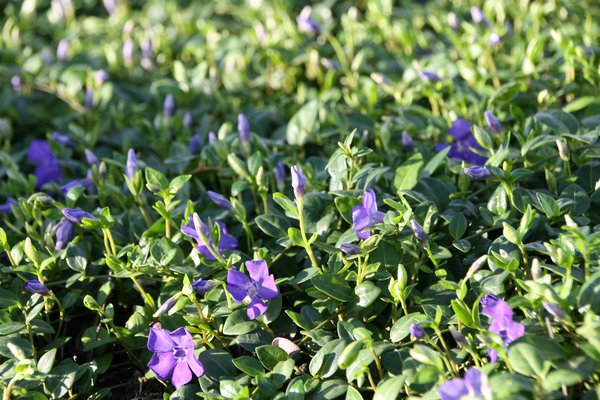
556, 139, 569, 161
410, 220, 428, 244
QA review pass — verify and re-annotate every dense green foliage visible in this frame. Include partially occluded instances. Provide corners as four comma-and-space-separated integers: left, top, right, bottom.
1, 0, 599, 399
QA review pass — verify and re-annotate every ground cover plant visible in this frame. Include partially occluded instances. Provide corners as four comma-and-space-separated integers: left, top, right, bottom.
1, 0, 600, 399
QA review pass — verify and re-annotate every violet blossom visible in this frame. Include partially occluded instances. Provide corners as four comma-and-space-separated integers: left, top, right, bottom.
207, 191, 233, 211
126, 149, 138, 179
226, 260, 279, 320
291, 166, 306, 200
436, 119, 488, 166
480, 294, 525, 362
53, 218, 74, 251
464, 166, 491, 179
410, 219, 428, 243
147, 327, 204, 389
419, 70, 441, 82
62, 207, 95, 223
192, 278, 216, 295
352, 189, 385, 240
438, 368, 484, 400
296, 6, 321, 34
24, 280, 50, 296
51, 131, 75, 147
338, 243, 360, 255
181, 217, 238, 260
164, 94, 175, 118
85, 149, 99, 166
238, 113, 250, 143
410, 323, 425, 339
27, 140, 62, 188
189, 133, 201, 155
0, 198, 17, 214
402, 131, 414, 152
483, 111, 501, 133
274, 161, 285, 192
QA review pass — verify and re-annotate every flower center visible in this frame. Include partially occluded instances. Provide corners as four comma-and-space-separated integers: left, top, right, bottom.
173, 348, 186, 359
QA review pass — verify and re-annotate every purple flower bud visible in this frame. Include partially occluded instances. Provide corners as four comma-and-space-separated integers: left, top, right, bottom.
464, 166, 491, 179
191, 278, 216, 295
10, 75, 21, 91
126, 148, 138, 179
163, 94, 175, 118
402, 131, 414, 152
42, 49, 54, 65
291, 165, 305, 199
238, 113, 250, 143
208, 131, 217, 143
153, 295, 178, 318
321, 58, 341, 70
447, 12, 458, 29
85, 149, 99, 166
141, 39, 153, 60
57, 39, 69, 61
419, 70, 441, 82
410, 220, 428, 243
183, 112, 192, 129
85, 88, 94, 109
103, 0, 116, 14
410, 323, 425, 339
470, 6, 486, 24
274, 161, 285, 190
54, 218, 74, 250
484, 111, 501, 133
95, 70, 109, 85
296, 6, 321, 34
62, 207, 96, 223
450, 327, 467, 346
189, 133, 201, 155
122, 40, 134, 66
207, 191, 233, 211
24, 280, 50, 296
489, 33, 503, 46
543, 302, 565, 319
339, 243, 360, 255
0, 198, 17, 214
51, 131, 75, 147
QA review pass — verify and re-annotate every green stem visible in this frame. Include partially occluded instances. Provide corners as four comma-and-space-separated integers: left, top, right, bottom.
297, 198, 319, 270
51, 292, 65, 341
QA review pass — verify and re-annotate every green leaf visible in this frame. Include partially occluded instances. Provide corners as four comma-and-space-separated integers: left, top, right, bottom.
449, 213, 467, 240
222, 309, 261, 335
373, 375, 405, 400
535, 192, 560, 218
273, 193, 299, 218
451, 299, 477, 328
393, 153, 423, 191
255, 214, 290, 238
44, 362, 78, 399
145, 167, 169, 192
37, 348, 57, 374
536, 109, 579, 134
311, 273, 355, 302
233, 356, 264, 377
355, 281, 381, 308
409, 344, 444, 371
255, 345, 289, 371
228, 154, 251, 181
199, 349, 236, 379
287, 100, 319, 146
0, 289, 19, 308
423, 146, 450, 176
508, 342, 549, 378
309, 339, 347, 378
0, 322, 25, 336
558, 184, 590, 215
168, 174, 191, 194
578, 270, 600, 314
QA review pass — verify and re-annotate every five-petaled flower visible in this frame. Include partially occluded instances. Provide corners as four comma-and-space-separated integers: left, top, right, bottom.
181, 217, 238, 260
438, 367, 485, 400
227, 260, 279, 320
147, 327, 204, 389
436, 119, 487, 166
352, 189, 385, 240
27, 140, 62, 188
480, 294, 525, 362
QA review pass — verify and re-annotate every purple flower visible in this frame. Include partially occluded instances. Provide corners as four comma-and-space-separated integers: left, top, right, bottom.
274, 161, 285, 191
419, 70, 441, 82
103, 0, 116, 14
480, 294, 525, 362
402, 131, 414, 152
123, 40, 134, 66
410, 323, 425, 339
11, 75, 21, 91
85, 149, 99, 166
207, 191, 233, 211
450, 328, 467, 346
439, 368, 484, 400
483, 111, 501, 133
238, 113, 250, 143
542, 302, 565, 319
189, 133, 201, 155
208, 131, 217, 143
53, 218, 74, 251
126, 149, 138, 179
291, 166, 306, 200
489, 33, 503, 46
226, 260, 279, 319
24, 280, 50, 296
352, 189, 385, 240
153, 295, 178, 318
181, 217, 238, 260
61, 207, 95, 223
164, 94, 175, 118
0, 198, 17, 214
141, 39, 153, 60
339, 243, 360, 255
147, 327, 204, 389
410, 219, 428, 243
470, 6, 487, 25
447, 12, 458, 29
51, 131, 75, 147
95, 70, 109, 85
464, 166, 491, 179
296, 6, 321, 34
85, 88, 94, 109
321, 58, 341, 70
436, 119, 488, 166
191, 279, 216, 295
27, 140, 61, 188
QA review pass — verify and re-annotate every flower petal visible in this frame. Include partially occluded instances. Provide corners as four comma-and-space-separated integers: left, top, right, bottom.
352, 206, 371, 232
148, 352, 176, 381
246, 260, 268, 283
196, 244, 216, 260
356, 229, 371, 240
171, 359, 193, 389
147, 328, 174, 352
438, 377, 469, 400
257, 274, 278, 300
227, 270, 251, 303
362, 189, 376, 213
186, 351, 205, 377
170, 327, 194, 350
247, 298, 267, 320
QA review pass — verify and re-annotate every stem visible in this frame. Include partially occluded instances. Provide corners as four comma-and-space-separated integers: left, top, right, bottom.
164, 197, 171, 239
297, 198, 319, 270
424, 244, 439, 269
3, 248, 16, 266
369, 345, 384, 381
51, 292, 65, 341
3, 374, 20, 400
131, 276, 156, 310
